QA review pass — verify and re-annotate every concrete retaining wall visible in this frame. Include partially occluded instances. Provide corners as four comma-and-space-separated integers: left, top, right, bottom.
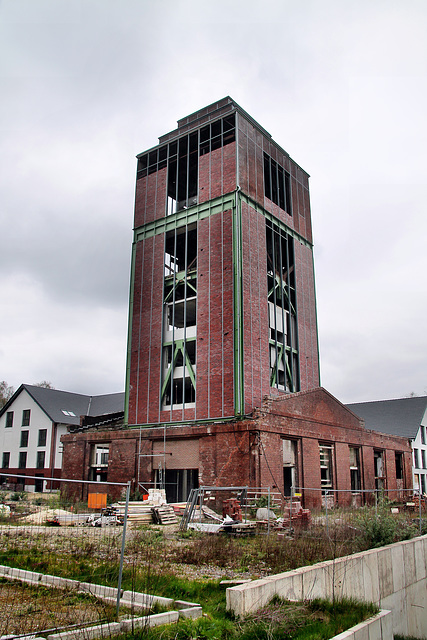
226, 534, 427, 638
0, 565, 202, 639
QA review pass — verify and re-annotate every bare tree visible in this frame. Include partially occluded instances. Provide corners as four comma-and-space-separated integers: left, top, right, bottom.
0, 381, 14, 408
34, 381, 55, 389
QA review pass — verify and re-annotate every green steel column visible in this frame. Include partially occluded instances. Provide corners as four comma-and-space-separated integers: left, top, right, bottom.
124, 241, 137, 426
232, 188, 244, 416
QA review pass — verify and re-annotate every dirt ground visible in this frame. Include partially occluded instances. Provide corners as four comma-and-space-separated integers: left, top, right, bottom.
0, 581, 118, 636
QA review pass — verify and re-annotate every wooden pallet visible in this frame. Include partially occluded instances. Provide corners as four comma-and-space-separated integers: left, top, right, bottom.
152, 505, 178, 525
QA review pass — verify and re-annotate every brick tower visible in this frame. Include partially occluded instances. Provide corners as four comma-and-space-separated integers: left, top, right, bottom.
125, 97, 319, 427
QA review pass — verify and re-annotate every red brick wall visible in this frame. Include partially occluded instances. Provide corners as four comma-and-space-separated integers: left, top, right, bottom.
241, 202, 270, 412
196, 210, 235, 419
128, 234, 164, 425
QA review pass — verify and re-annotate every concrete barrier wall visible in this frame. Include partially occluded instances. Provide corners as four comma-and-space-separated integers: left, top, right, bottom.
226, 534, 427, 639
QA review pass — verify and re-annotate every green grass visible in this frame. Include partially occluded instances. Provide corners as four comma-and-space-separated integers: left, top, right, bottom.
118, 597, 378, 640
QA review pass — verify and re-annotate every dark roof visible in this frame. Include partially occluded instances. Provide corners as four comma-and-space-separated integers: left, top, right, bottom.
346, 396, 427, 439
0, 384, 125, 426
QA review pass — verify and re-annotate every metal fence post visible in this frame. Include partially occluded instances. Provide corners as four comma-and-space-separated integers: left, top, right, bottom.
116, 481, 131, 618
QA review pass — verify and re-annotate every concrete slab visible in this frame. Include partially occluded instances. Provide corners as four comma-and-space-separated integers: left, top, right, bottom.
301, 562, 331, 600
380, 593, 407, 637
47, 621, 122, 640
401, 540, 416, 588
270, 569, 303, 601
379, 609, 393, 640
389, 543, 404, 593
376, 548, 393, 599
120, 611, 180, 631
361, 551, 380, 603
413, 537, 426, 581
179, 606, 203, 619
40, 575, 79, 590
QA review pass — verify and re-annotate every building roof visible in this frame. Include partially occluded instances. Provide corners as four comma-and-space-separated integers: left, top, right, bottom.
0, 384, 125, 426
346, 396, 427, 439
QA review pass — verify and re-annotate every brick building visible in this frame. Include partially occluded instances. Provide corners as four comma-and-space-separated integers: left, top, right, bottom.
62, 98, 412, 505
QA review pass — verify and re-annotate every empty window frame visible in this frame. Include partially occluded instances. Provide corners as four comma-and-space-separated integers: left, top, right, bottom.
395, 452, 404, 480
283, 439, 298, 496
36, 451, 45, 469
421, 426, 426, 445
422, 449, 426, 470
349, 446, 361, 491
319, 444, 333, 490
264, 152, 292, 215
266, 220, 299, 392
38, 429, 47, 447
374, 450, 385, 491
136, 114, 236, 214
22, 410, 30, 427
18, 451, 27, 469
5, 412, 13, 428
91, 444, 109, 468
162, 223, 197, 409
20, 431, 29, 448
2, 452, 10, 468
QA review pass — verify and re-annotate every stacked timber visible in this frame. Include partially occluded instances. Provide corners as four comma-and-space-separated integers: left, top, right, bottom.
113, 502, 153, 526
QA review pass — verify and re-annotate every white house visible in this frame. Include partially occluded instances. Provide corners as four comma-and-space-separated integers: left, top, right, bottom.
347, 396, 427, 495
0, 384, 124, 492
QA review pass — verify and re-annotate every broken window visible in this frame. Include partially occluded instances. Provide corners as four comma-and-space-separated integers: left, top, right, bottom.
155, 468, 199, 503
349, 446, 361, 491
374, 450, 385, 491
89, 444, 109, 482
283, 439, 297, 496
319, 444, 333, 490
395, 452, 403, 480
266, 220, 299, 392
162, 223, 197, 410
264, 152, 292, 215
199, 113, 235, 155
136, 114, 236, 214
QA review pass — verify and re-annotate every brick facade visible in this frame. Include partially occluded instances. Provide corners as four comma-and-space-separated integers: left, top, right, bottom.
62, 389, 412, 506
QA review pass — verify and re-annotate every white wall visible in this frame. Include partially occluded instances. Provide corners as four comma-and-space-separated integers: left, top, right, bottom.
412, 410, 427, 494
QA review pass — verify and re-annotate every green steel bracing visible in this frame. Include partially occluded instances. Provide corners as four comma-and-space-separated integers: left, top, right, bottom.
160, 339, 196, 404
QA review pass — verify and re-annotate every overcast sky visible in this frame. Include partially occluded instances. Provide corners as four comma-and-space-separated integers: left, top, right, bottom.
1, 0, 426, 403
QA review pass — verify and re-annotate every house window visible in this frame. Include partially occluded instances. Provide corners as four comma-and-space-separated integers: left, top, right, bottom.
421, 426, 426, 445
374, 450, 385, 491
20, 431, 29, 448
162, 223, 197, 410
395, 452, 404, 480
18, 452, 27, 469
422, 449, 426, 470
349, 446, 361, 491
264, 152, 292, 215
266, 220, 299, 392
2, 452, 10, 469
22, 410, 30, 427
414, 448, 420, 469
5, 412, 13, 428
319, 444, 333, 490
38, 429, 47, 447
36, 451, 45, 469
